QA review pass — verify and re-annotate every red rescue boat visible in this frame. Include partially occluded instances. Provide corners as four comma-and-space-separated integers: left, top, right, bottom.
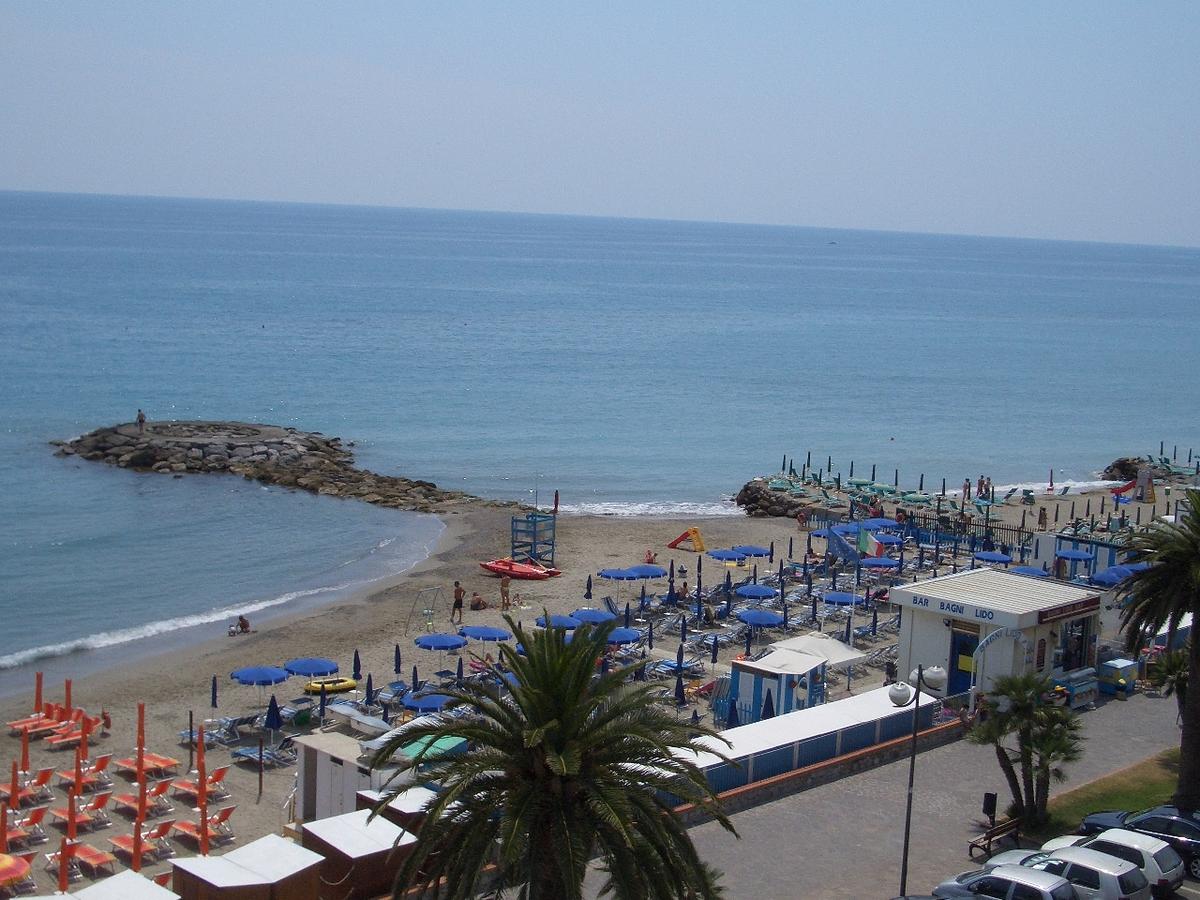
479, 557, 562, 579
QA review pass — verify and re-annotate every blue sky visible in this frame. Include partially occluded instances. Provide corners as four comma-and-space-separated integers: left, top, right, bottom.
2, 3, 1198, 245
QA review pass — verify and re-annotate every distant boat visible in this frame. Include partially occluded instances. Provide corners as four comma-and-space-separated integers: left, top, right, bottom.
480, 557, 562, 579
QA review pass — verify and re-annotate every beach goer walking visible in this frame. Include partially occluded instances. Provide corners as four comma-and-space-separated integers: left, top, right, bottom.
977, 475, 986, 500
1038, 506, 1048, 531
451, 581, 465, 624
136, 408, 146, 433
962, 478, 971, 500
499, 574, 511, 610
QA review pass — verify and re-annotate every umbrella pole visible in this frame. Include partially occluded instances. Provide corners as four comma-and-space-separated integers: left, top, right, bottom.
188, 711, 194, 772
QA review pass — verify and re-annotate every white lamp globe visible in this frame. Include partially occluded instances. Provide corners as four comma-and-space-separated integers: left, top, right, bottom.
909, 665, 948, 692
888, 681, 914, 707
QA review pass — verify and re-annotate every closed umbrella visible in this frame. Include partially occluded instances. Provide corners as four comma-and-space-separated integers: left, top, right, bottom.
19, 730, 29, 776
394, 644, 403, 674
364, 674, 375, 704
724, 571, 733, 595
624, 602, 631, 628
725, 701, 740, 729
264, 695, 283, 740
455, 658, 464, 686
585, 575, 593, 600
680, 616, 687, 642
67, 788, 77, 841
782, 601, 789, 630
411, 665, 420, 692
674, 671, 686, 706
648, 622, 654, 650
318, 683, 328, 720
6, 763, 17, 811
352, 650, 362, 681
197, 725, 208, 855
210, 675, 218, 710
744, 628, 753, 657
0, 804, 7, 854
58, 837, 72, 891
710, 636, 719, 664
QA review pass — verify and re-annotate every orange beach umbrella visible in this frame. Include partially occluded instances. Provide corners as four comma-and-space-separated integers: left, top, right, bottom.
7, 763, 18, 811
19, 731, 29, 776
33, 673, 42, 715
64, 679, 71, 714
0, 849, 31, 886
57, 837, 71, 892
66, 790, 76, 841
197, 725, 209, 855
132, 767, 146, 873
73, 749, 83, 798
1, 804, 8, 854
79, 717, 89, 762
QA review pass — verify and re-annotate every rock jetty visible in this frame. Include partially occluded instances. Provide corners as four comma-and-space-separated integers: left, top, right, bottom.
52, 421, 511, 514
735, 478, 811, 519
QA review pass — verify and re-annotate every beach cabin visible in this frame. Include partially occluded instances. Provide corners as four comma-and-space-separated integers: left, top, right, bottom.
172, 835, 323, 900
726, 633, 865, 724
301, 809, 416, 900
891, 568, 1101, 705
75, 871, 180, 900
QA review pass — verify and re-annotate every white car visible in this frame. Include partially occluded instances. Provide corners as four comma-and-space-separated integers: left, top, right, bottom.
1041, 828, 1186, 898
1020, 846, 1151, 900
932, 864, 1076, 899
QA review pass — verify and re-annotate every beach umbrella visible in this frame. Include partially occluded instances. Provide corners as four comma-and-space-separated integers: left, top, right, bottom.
974, 551, 1012, 565
600, 655, 609, 675
403, 693, 452, 713
7, 762, 17, 811
860, 557, 899, 570
230, 666, 289, 686
737, 609, 783, 627
284, 657, 339, 677
724, 571, 733, 595
676, 642, 685, 667
1011, 566, 1048, 578
197, 725, 208, 855
34, 672, 42, 715
1091, 565, 1134, 587
735, 584, 776, 601
811, 593, 818, 621
674, 670, 686, 706
761, 690, 775, 720
624, 602, 631, 628
64, 679, 71, 713
455, 658, 464, 686
19, 729, 29, 775
788, 537, 794, 559
832, 523, 859, 536
745, 628, 753, 657
640, 583, 649, 608
265, 695, 283, 734
872, 606, 879, 635
606, 627, 641, 645
598, 568, 639, 581
394, 644, 402, 674
585, 575, 593, 600
647, 621, 654, 650
770, 541, 775, 563
752, 564, 758, 583
535, 614, 582, 630
710, 635, 719, 664
80, 716, 90, 761
862, 517, 900, 530
778, 558, 785, 591
0, 804, 6, 854
733, 545, 771, 558
571, 608, 616, 624
415, 633, 468, 650
628, 564, 668, 579
680, 616, 687, 642
364, 674, 375, 704
707, 549, 746, 562
726, 701, 740, 729
58, 837, 72, 890
822, 591, 864, 607
845, 615, 853, 643
460, 625, 512, 642
318, 683, 328, 719
67, 788, 77, 841
724, 590, 733, 618
412, 665, 420, 692
211, 675, 218, 709
696, 555, 703, 577
352, 650, 362, 681
875, 534, 904, 546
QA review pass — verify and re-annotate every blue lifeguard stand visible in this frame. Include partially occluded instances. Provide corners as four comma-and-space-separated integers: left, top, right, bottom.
512, 512, 557, 566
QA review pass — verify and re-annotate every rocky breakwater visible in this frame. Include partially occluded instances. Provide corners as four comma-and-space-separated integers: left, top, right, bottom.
52, 421, 504, 513
735, 478, 814, 519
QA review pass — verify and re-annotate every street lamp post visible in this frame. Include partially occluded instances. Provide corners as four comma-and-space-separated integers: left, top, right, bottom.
889, 664, 948, 897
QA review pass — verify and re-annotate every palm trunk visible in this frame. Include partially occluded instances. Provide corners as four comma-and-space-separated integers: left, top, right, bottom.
1172, 606, 1200, 810
994, 743, 1025, 818
1034, 766, 1050, 823
1019, 726, 1036, 821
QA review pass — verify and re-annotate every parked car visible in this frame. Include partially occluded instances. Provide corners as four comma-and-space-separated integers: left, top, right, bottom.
932, 864, 1076, 899
981, 850, 1054, 872
1018, 846, 1151, 900
1042, 828, 1186, 897
1080, 805, 1200, 880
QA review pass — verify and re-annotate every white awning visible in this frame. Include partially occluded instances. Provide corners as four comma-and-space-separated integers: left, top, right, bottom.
735, 649, 825, 677
771, 633, 866, 666
75, 871, 179, 900
302, 808, 415, 860
223, 833, 324, 880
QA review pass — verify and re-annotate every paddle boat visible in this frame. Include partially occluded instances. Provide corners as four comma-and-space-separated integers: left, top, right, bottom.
479, 557, 562, 579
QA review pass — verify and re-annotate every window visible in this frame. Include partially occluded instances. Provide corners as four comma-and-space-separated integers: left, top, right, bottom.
1012, 884, 1043, 900
1153, 845, 1183, 869
1136, 816, 1173, 836
1066, 864, 1100, 890
1041, 860, 1067, 876
1050, 885, 1075, 900
1119, 870, 1148, 893
971, 875, 1011, 898
1036, 638, 1046, 670
1168, 818, 1200, 838
1087, 840, 1140, 867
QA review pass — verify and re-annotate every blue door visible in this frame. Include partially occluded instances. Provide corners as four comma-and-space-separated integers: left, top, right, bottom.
948, 626, 980, 695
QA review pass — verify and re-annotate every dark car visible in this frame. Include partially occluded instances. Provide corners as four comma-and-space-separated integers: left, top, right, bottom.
1081, 805, 1200, 879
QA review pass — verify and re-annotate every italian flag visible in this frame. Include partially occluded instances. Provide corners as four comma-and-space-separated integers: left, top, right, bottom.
857, 529, 884, 558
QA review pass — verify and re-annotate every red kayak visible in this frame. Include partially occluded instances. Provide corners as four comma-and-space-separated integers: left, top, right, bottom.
479, 558, 562, 579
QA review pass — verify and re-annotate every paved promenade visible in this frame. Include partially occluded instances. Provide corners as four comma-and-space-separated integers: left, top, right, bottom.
689, 692, 1183, 900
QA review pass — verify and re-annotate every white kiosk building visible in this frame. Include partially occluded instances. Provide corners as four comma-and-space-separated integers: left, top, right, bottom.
890, 568, 1101, 705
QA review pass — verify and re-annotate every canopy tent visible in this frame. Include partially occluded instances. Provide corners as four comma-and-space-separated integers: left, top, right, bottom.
772, 633, 866, 667
733, 648, 825, 677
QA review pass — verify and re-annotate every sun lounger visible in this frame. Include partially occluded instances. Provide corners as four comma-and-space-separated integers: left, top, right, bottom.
48, 792, 111, 832
13, 806, 48, 845
230, 736, 296, 768
114, 752, 180, 777
43, 843, 82, 883
7, 850, 38, 893
72, 842, 118, 876
108, 820, 174, 862
171, 805, 235, 846
57, 754, 112, 792
112, 779, 173, 818
171, 765, 231, 802
819, 489, 847, 508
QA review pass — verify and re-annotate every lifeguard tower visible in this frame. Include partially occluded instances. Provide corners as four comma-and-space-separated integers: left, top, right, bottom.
512, 512, 557, 567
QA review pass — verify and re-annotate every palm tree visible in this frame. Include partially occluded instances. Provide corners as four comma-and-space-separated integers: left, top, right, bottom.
1117, 488, 1200, 810
1030, 706, 1084, 821
968, 673, 1083, 824
371, 616, 735, 899
1150, 647, 1190, 722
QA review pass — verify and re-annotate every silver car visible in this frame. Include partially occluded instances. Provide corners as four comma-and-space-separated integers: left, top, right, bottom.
1041, 829, 1186, 898
933, 864, 1076, 899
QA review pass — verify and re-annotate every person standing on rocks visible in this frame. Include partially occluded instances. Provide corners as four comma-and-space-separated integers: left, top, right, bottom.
452, 581, 465, 624
136, 409, 146, 433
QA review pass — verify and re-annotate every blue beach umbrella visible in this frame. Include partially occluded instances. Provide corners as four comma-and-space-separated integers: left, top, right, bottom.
1056, 549, 1094, 562
788, 537, 794, 559
1091, 565, 1134, 587
1125, 562, 1151, 573
459, 625, 512, 642
680, 616, 687, 642
641, 583, 649, 608
393, 644, 402, 675
832, 524, 860, 536
648, 621, 654, 650
769, 541, 775, 563
411, 664, 420, 692
735, 583, 777, 601
606, 627, 641, 645
974, 551, 1013, 565
723, 571, 733, 595
862, 518, 900, 530
710, 635, 719, 664
404, 692, 452, 713
364, 673, 374, 705
264, 695, 283, 732
628, 564, 668, 579
875, 534, 904, 546
318, 683, 327, 719
860, 557, 900, 570
744, 627, 753, 657
571, 608, 616, 624
284, 657, 339, 677
536, 614, 582, 630
624, 602, 631, 629
782, 601, 789, 630
352, 650, 362, 681
415, 633, 468, 651
210, 675, 218, 709
674, 670, 686, 706
707, 548, 747, 562
456, 657, 464, 686
1012, 565, 1049, 578
584, 575, 593, 600
736, 609, 784, 627
598, 568, 640, 581
732, 545, 771, 558
822, 591, 865, 607
230, 666, 289, 686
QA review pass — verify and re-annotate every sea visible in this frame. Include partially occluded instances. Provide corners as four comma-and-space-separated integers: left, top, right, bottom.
2, 190, 1198, 685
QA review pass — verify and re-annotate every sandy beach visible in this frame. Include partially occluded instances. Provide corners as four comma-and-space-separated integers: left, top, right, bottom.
0, 477, 1176, 888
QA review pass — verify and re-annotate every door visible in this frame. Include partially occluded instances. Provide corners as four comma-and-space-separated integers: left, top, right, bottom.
948, 624, 979, 695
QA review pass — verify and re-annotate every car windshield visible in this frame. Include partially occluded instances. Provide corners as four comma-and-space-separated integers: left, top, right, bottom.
1119, 869, 1148, 892
957, 868, 987, 883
